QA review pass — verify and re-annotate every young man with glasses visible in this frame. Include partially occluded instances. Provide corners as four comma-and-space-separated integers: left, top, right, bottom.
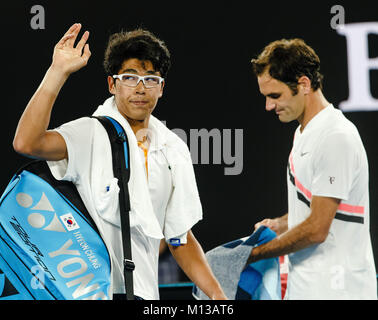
13, 23, 226, 300
248, 38, 377, 299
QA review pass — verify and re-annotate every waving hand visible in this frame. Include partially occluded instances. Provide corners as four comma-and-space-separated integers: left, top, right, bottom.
52, 23, 91, 76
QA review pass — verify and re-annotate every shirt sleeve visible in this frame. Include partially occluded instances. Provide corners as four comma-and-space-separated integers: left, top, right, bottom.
163, 145, 203, 241
311, 131, 359, 201
48, 117, 94, 183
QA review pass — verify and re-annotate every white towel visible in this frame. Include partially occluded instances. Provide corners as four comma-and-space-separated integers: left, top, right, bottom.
92, 97, 162, 240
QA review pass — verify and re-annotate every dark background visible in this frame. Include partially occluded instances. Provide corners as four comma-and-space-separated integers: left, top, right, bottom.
1, 1, 377, 276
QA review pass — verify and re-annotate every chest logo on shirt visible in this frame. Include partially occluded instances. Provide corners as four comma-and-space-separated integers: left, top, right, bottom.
300, 151, 309, 157
329, 176, 336, 184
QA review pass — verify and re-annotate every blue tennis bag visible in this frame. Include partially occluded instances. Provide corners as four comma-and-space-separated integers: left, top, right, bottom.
0, 116, 134, 300
0, 160, 112, 300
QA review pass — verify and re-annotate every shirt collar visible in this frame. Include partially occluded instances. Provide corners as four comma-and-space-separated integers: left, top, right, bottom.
298, 103, 334, 135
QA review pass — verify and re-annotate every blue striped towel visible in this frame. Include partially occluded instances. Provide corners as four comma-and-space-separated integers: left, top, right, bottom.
193, 226, 281, 300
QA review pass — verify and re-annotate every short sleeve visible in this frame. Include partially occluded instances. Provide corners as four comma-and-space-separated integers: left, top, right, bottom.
311, 132, 358, 201
48, 117, 94, 183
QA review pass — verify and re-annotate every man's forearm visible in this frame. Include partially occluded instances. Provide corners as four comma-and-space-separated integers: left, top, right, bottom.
13, 67, 68, 153
249, 196, 339, 265
169, 231, 226, 299
247, 215, 320, 265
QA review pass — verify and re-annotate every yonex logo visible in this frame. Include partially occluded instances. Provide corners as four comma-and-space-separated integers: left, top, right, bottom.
12, 192, 107, 299
16, 192, 78, 232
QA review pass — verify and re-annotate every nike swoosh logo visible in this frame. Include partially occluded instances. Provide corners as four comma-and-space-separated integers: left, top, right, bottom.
300, 152, 309, 157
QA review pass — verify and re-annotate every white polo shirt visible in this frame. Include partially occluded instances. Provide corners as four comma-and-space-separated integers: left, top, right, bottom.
286, 104, 377, 300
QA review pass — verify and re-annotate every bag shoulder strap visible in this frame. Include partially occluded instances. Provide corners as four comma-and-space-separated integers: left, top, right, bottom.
92, 116, 134, 301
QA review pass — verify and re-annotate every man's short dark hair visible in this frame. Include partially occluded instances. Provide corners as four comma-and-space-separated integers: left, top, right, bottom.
251, 38, 323, 95
104, 29, 171, 79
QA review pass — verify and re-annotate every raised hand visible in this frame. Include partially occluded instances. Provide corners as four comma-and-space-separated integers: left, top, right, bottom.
51, 23, 91, 76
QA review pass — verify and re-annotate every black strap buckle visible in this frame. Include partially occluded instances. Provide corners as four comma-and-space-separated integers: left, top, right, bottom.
116, 132, 126, 144
124, 259, 135, 271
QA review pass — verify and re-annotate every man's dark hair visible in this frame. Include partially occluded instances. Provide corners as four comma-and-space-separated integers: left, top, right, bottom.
251, 38, 323, 95
104, 29, 171, 79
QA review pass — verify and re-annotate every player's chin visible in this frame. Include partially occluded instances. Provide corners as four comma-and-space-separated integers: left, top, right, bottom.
278, 112, 296, 123
278, 114, 290, 123
134, 111, 153, 122
128, 105, 152, 119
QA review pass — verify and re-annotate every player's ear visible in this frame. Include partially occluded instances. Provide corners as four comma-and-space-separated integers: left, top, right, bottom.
297, 76, 311, 95
158, 81, 165, 98
108, 76, 116, 95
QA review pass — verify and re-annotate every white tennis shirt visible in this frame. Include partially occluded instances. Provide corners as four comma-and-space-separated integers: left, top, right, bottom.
48, 106, 202, 300
286, 104, 377, 299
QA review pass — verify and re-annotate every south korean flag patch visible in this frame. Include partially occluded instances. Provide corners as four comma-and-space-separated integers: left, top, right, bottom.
60, 213, 80, 231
